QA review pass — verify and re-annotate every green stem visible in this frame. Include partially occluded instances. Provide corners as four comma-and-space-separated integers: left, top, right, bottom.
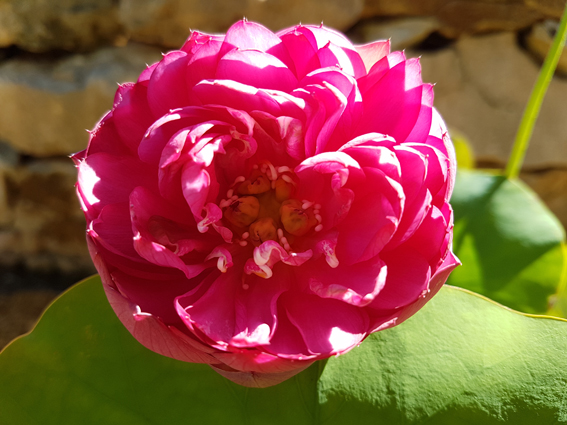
505, 3, 567, 179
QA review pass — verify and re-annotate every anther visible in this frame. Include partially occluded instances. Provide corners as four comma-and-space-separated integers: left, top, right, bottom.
241, 232, 249, 239
280, 199, 317, 236
277, 166, 292, 173
234, 176, 246, 185
239, 240, 248, 246
224, 196, 260, 227
315, 214, 322, 223
226, 189, 234, 198
277, 228, 284, 239
249, 218, 278, 245
315, 224, 323, 232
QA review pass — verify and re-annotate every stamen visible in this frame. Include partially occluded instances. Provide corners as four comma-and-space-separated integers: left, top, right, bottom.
315, 224, 323, 232
217, 257, 228, 273
277, 166, 292, 173
226, 189, 234, 198
239, 240, 248, 246
277, 228, 284, 239
267, 163, 277, 181
315, 214, 322, 223
314, 204, 321, 210
281, 175, 296, 185
234, 176, 246, 185
241, 232, 249, 240
302, 201, 314, 210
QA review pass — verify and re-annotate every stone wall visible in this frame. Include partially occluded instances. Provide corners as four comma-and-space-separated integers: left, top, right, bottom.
0, 0, 566, 279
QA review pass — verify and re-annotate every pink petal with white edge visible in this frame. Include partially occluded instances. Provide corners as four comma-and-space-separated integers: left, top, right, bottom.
357, 51, 406, 94
83, 111, 132, 159
90, 202, 140, 261
112, 83, 155, 152
78, 152, 157, 218
216, 49, 298, 93
405, 205, 452, 267
283, 293, 369, 356
231, 271, 290, 348
336, 188, 398, 264
404, 83, 434, 144
213, 348, 311, 374
147, 51, 191, 117
301, 255, 388, 307
355, 39, 390, 72
191, 79, 306, 119
369, 250, 460, 333
369, 246, 432, 312
356, 58, 425, 143
293, 25, 366, 78
185, 36, 224, 89
224, 20, 282, 53
89, 237, 217, 364
278, 29, 321, 79
176, 269, 239, 347
130, 188, 211, 279
210, 362, 313, 388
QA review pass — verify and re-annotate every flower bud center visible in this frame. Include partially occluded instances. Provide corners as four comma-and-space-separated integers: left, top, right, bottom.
218, 161, 323, 252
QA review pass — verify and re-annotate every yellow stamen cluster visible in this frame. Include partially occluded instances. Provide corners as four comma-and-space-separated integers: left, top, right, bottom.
219, 161, 323, 250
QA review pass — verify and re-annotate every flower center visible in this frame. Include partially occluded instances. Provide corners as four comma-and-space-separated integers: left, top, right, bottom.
218, 161, 323, 251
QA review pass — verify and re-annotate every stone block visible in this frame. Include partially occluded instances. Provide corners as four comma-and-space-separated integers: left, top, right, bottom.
0, 0, 123, 52
526, 20, 567, 77
119, 0, 364, 48
0, 43, 163, 157
362, 0, 559, 36
1, 158, 95, 273
354, 17, 441, 51
415, 32, 567, 168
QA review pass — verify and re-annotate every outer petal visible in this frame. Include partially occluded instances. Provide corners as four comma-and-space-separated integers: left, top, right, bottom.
147, 51, 191, 117
299, 256, 388, 307
210, 359, 313, 388
88, 237, 217, 365
216, 49, 298, 92
356, 58, 425, 143
112, 83, 155, 152
282, 292, 369, 356
355, 39, 390, 72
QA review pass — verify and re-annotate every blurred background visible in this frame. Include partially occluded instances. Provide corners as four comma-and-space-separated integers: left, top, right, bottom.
1, 0, 566, 349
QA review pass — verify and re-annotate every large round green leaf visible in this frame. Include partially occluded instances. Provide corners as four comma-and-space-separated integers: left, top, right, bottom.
447, 169, 566, 314
2, 275, 567, 424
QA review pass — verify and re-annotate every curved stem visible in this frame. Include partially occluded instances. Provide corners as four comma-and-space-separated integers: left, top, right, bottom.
505, 3, 567, 179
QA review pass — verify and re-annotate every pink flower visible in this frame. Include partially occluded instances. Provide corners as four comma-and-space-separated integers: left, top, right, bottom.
74, 20, 459, 388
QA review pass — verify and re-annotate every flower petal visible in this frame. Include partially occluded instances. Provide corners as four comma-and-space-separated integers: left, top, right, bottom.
216, 49, 298, 92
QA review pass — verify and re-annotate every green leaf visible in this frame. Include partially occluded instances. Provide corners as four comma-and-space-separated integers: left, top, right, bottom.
449, 128, 475, 170
447, 169, 566, 314
548, 243, 567, 318
2, 275, 567, 424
